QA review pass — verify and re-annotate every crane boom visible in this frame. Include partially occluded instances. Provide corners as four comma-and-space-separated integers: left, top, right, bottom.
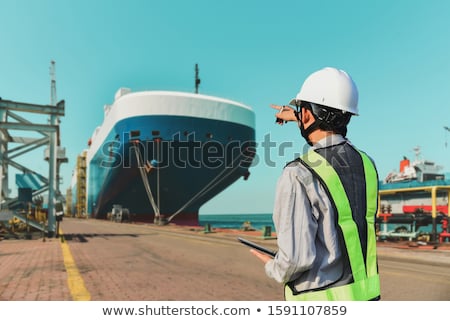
445, 126, 450, 148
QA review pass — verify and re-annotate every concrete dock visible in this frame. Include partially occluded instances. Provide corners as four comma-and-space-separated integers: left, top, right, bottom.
1, 217, 449, 301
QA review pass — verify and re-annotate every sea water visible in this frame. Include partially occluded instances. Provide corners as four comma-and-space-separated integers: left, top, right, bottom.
199, 213, 274, 230
199, 213, 445, 237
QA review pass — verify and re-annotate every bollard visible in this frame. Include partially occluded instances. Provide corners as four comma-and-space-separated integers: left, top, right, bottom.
203, 223, 212, 234
262, 226, 272, 239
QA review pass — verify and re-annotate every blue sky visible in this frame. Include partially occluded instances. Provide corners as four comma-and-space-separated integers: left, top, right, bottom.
1, 0, 450, 215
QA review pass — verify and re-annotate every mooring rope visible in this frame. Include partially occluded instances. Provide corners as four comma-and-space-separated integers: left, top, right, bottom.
133, 144, 160, 218
166, 152, 244, 222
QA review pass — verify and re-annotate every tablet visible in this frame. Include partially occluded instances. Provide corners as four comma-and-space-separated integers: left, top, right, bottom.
237, 237, 277, 257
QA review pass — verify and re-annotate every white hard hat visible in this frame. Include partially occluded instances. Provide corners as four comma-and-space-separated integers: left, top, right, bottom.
289, 67, 359, 115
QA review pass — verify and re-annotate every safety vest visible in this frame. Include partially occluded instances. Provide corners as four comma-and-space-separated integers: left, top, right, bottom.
284, 149, 380, 301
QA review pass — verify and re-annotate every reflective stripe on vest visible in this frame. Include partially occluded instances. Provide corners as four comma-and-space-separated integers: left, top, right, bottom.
285, 149, 380, 301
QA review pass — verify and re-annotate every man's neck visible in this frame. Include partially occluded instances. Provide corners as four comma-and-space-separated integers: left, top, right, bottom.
308, 130, 334, 145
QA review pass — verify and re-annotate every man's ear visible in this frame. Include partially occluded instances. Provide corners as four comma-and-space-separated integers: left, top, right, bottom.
301, 107, 314, 126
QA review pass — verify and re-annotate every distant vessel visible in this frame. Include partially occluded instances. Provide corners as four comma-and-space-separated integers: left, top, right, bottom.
68, 88, 255, 225
378, 147, 450, 238
383, 146, 445, 184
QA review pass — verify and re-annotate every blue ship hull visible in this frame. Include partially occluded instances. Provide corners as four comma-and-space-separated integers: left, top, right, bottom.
87, 114, 255, 225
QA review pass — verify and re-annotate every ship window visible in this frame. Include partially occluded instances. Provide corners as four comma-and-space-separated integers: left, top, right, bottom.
152, 130, 160, 136
130, 130, 140, 137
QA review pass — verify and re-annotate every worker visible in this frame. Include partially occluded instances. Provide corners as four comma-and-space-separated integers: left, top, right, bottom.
251, 67, 380, 301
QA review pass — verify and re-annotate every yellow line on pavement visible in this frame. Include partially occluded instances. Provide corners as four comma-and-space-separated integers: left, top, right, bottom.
59, 229, 91, 301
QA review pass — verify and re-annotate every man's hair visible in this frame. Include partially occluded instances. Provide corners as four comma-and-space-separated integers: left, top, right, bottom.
302, 101, 352, 136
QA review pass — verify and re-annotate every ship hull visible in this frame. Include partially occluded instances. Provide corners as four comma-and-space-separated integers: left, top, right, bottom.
378, 180, 450, 233
84, 91, 255, 225
379, 180, 450, 215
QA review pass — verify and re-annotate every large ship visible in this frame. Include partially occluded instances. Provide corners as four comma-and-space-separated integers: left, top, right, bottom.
67, 87, 256, 225
377, 147, 450, 240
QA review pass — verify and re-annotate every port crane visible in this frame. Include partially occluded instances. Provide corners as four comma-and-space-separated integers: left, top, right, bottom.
445, 126, 450, 148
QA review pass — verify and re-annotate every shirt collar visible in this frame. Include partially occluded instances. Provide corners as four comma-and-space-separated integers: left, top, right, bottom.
310, 134, 348, 150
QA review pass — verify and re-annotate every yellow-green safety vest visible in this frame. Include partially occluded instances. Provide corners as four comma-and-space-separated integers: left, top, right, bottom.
285, 149, 380, 301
